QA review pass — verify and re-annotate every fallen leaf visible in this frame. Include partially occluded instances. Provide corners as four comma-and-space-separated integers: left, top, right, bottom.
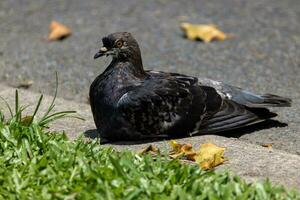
169, 141, 226, 169
138, 145, 159, 155
169, 140, 196, 159
169, 140, 182, 152
194, 143, 226, 170
48, 21, 72, 41
21, 116, 34, 126
180, 22, 228, 43
138, 141, 226, 170
261, 143, 273, 149
17, 80, 34, 89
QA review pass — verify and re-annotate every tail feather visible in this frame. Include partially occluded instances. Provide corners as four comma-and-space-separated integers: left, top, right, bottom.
216, 83, 292, 108
230, 91, 292, 108
260, 94, 292, 107
199, 100, 277, 134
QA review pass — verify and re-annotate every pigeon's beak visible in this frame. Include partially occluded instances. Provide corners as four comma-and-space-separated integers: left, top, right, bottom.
94, 47, 108, 59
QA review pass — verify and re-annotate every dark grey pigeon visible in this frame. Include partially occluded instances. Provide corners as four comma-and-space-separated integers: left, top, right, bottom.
90, 32, 291, 142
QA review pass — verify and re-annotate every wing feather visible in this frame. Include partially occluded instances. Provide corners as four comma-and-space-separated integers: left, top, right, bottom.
116, 77, 196, 135
199, 78, 291, 107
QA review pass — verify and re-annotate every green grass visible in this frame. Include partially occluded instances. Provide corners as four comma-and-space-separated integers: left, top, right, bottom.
0, 90, 299, 200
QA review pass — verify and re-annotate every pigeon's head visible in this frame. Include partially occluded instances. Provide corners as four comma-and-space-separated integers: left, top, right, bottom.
94, 32, 141, 61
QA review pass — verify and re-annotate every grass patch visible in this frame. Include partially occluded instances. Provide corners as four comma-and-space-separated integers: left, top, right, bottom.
0, 90, 299, 199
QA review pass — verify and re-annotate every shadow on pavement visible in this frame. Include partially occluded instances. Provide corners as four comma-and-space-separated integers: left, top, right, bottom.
214, 119, 287, 138
84, 119, 287, 145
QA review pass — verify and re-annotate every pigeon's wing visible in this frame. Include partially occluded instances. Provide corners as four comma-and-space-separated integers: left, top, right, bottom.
116, 76, 207, 137
145, 71, 279, 135
198, 99, 276, 134
199, 78, 291, 107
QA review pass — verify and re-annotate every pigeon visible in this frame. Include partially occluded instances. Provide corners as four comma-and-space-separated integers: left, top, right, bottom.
90, 32, 291, 142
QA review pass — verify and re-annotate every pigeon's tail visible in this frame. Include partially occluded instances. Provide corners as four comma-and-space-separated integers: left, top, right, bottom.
259, 94, 292, 107
199, 100, 277, 134
214, 82, 292, 108
228, 90, 292, 108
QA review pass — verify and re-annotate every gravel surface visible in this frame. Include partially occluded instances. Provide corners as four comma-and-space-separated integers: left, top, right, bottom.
0, 0, 299, 153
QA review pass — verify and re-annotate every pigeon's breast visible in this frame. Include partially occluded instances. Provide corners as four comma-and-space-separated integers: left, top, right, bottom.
90, 68, 143, 112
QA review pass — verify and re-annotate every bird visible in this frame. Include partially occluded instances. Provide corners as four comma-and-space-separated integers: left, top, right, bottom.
90, 32, 291, 142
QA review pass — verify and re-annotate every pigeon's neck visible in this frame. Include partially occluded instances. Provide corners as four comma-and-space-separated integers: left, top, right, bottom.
112, 51, 146, 78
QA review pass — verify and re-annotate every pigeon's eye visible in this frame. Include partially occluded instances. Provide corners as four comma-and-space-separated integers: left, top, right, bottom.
115, 40, 123, 48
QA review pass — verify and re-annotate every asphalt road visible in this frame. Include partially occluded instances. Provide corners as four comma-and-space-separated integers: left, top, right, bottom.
0, 0, 299, 154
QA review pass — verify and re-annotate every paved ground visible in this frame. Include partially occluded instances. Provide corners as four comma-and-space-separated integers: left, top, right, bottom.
0, 0, 299, 153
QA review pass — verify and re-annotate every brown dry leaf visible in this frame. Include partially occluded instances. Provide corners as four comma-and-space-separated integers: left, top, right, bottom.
138, 140, 226, 170
21, 116, 34, 126
169, 141, 196, 159
180, 22, 228, 43
48, 21, 72, 41
169, 140, 184, 153
169, 140, 196, 159
194, 143, 226, 170
261, 143, 273, 149
138, 145, 159, 155
17, 80, 34, 89
168, 140, 226, 169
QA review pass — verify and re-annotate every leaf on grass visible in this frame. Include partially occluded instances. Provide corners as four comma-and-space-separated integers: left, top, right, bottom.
21, 116, 34, 126
48, 21, 72, 41
17, 80, 34, 89
138, 145, 159, 155
180, 22, 228, 43
194, 143, 226, 170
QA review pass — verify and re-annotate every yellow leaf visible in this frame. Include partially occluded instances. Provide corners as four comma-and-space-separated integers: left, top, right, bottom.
194, 143, 226, 170
169, 140, 181, 151
169, 140, 196, 159
180, 22, 228, 43
48, 21, 72, 41
169, 140, 185, 159
138, 145, 159, 155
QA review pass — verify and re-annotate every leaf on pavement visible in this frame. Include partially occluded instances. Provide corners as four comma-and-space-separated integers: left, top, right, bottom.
180, 22, 228, 43
138, 145, 159, 155
169, 140, 196, 160
261, 143, 273, 150
169, 140, 226, 169
138, 140, 226, 170
17, 80, 34, 89
194, 143, 226, 170
48, 21, 72, 41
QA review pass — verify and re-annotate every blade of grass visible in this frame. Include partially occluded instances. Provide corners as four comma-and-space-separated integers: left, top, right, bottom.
15, 90, 19, 120
40, 72, 58, 121
0, 110, 4, 122
28, 94, 44, 125
39, 113, 83, 127
0, 96, 13, 118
